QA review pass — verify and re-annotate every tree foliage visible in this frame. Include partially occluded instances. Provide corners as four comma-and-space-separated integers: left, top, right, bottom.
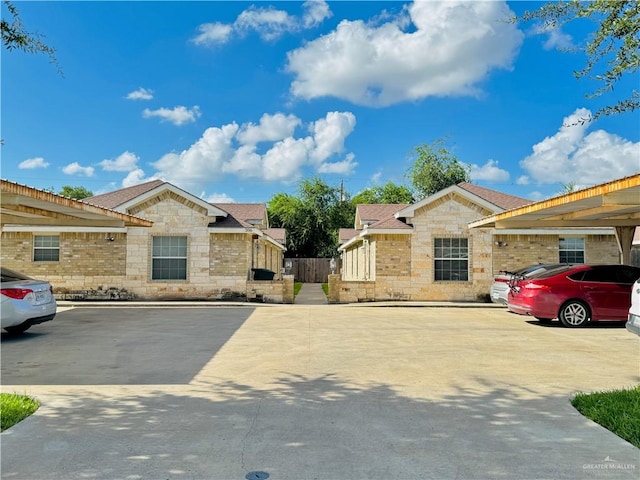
1, 1, 59, 69
517, 0, 639, 118
59, 185, 93, 199
268, 177, 354, 258
351, 182, 414, 205
405, 139, 471, 200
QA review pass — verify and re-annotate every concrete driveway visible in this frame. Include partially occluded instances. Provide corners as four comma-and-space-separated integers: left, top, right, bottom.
1, 305, 638, 479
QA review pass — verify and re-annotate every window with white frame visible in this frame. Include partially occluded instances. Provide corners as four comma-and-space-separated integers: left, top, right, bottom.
559, 237, 584, 263
152, 236, 187, 280
434, 237, 469, 281
33, 235, 60, 262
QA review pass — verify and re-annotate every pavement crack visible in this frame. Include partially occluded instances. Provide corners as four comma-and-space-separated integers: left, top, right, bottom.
241, 398, 263, 471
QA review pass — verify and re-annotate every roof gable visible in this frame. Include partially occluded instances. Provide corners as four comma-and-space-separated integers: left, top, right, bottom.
457, 182, 531, 210
85, 180, 165, 210
87, 181, 227, 218
396, 183, 530, 219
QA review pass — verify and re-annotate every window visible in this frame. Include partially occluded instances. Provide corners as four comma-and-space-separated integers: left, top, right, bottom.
152, 236, 187, 280
559, 238, 584, 263
34, 235, 59, 262
434, 238, 468, 281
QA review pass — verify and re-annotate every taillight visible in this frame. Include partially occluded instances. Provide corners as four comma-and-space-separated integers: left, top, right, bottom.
1, 288, 34, 299
523, 283, 549, 290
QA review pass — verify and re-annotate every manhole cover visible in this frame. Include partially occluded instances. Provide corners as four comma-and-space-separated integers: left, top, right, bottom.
245, 471, 269, 480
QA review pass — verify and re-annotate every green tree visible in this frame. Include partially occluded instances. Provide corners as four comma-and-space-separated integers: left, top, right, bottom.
268, 177, 354, 258
406, 139, 471, 200
561, 181, 577, 194
59, 185, 93, 199
1, 1, 59, 69
517, 0, 639, 118
351, 182, 414, 205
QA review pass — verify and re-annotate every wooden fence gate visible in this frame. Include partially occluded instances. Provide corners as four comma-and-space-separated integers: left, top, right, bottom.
289, 258, 333, 283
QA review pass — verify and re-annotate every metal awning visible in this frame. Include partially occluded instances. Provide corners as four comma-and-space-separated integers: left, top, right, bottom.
1, 180, 152, 228
469, 174, 640, 264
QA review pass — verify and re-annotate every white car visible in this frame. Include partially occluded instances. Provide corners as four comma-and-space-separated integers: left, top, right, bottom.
1, 267, 57, 334
627, 279, 640, 336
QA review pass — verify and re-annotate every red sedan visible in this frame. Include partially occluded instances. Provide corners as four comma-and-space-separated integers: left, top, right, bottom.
507, 264, 640, 327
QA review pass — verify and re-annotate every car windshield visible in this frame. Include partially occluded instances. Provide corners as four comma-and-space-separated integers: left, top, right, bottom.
0, 268, 32, 283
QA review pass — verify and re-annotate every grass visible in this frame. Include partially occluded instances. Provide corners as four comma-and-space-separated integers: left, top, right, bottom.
321, 283, 328, 296
1, 393, 40, 431
571, 385, 640, 448
294, 282, 302, 297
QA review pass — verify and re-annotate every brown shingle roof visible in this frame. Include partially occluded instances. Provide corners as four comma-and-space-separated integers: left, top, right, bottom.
357, 204, 407, 222
339, 228, 359, 243
213, 203, 267, 226
457, 182, 531, 211
85, 180, 165, 209
264, 228, 286, 244
368, 216, 412, 230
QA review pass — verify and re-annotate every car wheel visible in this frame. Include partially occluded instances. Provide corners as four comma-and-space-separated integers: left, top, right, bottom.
535, 317, 553, 324
558, 301, 590, 328
4, 323, 31, 334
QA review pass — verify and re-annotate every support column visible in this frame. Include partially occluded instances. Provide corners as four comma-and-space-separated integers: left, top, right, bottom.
614, 226, 635, 265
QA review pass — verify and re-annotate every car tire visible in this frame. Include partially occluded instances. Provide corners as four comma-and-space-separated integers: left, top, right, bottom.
558, 300, 590, 328
535, 317, 553, 324
4, 323, 31, 334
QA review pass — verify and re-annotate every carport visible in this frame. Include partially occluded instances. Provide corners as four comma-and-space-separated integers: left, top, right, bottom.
0, 180, 152, 228
469, 174, 640, 264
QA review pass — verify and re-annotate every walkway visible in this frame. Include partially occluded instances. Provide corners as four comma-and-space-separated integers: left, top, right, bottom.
294, 282, 328, 305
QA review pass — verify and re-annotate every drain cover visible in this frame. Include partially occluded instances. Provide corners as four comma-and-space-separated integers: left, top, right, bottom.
245, 472, 269, 480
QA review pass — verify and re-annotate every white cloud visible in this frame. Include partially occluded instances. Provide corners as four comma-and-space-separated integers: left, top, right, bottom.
542, 28, 574, 50
126, 87, 154, 101
235, 6, 296, 41
371, 171, 382, 184
142, 106, 201, 126
122, 169, 150, 188
192, 22, 234, 46
516, 175, 530, 185
151, 111, 357, 189
63, 162, 95, 177
309, 111, 356, 163
192, 0, 331, 46
317, 153, 358, 175
302, 0, 332, 28
470, 160, 510, 182
236, 113, 301, 145
99, 151, 139, 172
520, 108, 640, 185
261, 137, 313, 181
19, 157, 49, 169
530, 22, 575, 51
286, 1, 524, 106
204, 192, 235, 203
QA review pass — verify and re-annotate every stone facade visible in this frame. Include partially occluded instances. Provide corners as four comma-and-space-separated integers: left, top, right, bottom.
1, 190, 291, 303
335, 190, 620, 303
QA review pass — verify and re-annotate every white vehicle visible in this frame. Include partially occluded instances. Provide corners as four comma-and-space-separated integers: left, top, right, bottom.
627, 279, 640, 336
1, 267, 57, 334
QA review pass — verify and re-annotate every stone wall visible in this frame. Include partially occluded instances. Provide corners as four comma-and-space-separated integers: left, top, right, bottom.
0, 195, 286, 302
247, 275, 294, 303
406, 194, 494, 301
491, 233, 620, 273
1, 231, 127, 279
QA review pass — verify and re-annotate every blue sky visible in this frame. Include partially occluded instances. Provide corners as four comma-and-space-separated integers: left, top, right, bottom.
2, 1, 639, 203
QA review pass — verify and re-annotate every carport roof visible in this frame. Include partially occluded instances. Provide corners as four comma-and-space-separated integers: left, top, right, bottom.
469, 174, 640, 229
0, 180, 153, 228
